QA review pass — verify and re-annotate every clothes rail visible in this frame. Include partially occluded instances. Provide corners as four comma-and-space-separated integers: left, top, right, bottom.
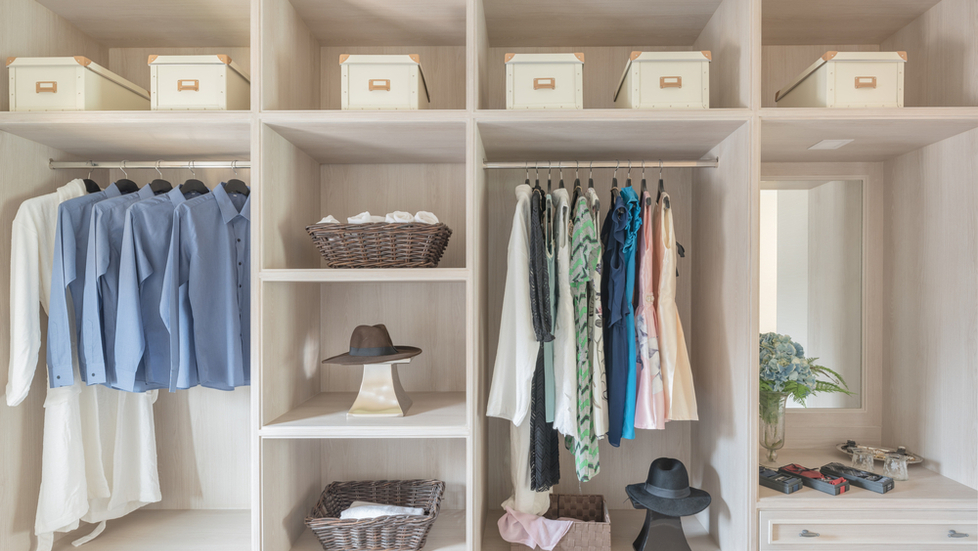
482, 159, 718, 169
48, 160, 250, 170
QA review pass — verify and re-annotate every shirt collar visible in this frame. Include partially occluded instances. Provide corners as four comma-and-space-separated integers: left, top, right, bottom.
60, 179, 87, 201
136, 184, 156, 200
167, 186, 187, 207
103, 182, 122, 199
213, 183, 251, 223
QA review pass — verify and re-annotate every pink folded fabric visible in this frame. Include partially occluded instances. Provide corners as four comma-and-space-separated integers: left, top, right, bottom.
498, 506, 574, 551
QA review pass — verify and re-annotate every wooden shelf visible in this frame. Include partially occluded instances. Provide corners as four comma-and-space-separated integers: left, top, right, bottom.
51, 510, 250, 551
0, 111, 251, 159
260, 269, 470, 283
758, 449, 978, 510
261, 392, 468, 438
288, 0, 466, 47
762, 0, 943, 45
261, 112, 467, 164
291, 509, 466, 551
483, 509, 719, 551
760, 108, 978, 161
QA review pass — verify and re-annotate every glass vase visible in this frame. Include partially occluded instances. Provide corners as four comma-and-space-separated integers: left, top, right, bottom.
760, 390, 788, 463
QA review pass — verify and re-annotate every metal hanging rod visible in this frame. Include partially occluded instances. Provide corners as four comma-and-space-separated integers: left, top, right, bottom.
482, 159, 718, 170
48, 160, 250, 170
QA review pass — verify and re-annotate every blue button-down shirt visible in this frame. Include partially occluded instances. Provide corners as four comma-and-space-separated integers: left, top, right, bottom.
48, 183, 121, 387
162, 183, 250, 391
115, 187, 205, 392
82, 184, 159, 390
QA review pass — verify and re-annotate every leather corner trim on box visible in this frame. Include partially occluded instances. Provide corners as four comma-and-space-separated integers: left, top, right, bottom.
73, 56, 92, 67
5, 56, 15, 66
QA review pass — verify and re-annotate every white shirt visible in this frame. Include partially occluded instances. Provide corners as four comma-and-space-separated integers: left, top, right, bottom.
6, 180, 161, 551
550, 188, 579, 438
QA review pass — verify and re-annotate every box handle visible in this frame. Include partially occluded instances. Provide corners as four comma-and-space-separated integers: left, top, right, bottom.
35, 81, 57, 93
369, 79, 391, 91
177, 79, 199, 92
799, 530, 820, 538
855, 76, 877, 89
660, 76, 682, 89
533, 77, 555, 90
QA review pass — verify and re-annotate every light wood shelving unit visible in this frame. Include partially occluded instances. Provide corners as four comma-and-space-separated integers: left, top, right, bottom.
0, 0, 975, 550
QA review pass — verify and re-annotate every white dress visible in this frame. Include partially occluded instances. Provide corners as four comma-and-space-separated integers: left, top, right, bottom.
586, 188, 610, 438
550, 188, 578, 439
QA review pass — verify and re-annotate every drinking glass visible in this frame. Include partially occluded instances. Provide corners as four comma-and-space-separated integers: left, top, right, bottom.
883, 453, 909, 481
851, 446, 875, 472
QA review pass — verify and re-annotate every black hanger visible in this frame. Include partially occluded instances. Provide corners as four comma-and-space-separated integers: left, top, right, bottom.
571, 162, 582, 206
83, 165, 101, 193
656, 161, 670, 209
546, 162, 552, 194
115, 161, 139, 194
225, 160, 250, 196
181, 161, 209, 197
588, 161, 600, 213
625, 160, 633, 192
532, 164, 542, 193
611, 161, 620, 203
148, 161, 172, 195
641, 161, 650, 206
558, 162, 565, 190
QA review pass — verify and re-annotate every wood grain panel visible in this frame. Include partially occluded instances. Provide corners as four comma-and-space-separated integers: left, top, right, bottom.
882, 128, 978, 490
321, 46, 466, 110
762, 45, 880, 108
290, 0, 466, 46
881, 0, 978, 107
693, 0, 752, 109
108, 47, 251, 92
261, 439, 321, 551
762, 0, 942, 45
260, 282, 321, 426
320, 163, 467, 269
261, 0, 321, 110
320, 282, 467, 393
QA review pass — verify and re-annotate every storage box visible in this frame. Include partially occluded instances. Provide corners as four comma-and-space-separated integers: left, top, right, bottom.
6, 56, 149, 111
148, 54, 250, 110
775, 51, 907, 108
505, 53, 584, 110
614, 51, 711, 109
339, 54, 430, 110
510, 495, 610, 551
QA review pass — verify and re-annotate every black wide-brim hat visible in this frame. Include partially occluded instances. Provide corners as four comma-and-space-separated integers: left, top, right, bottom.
626, 457, 711, 517
322, 324, 422, 365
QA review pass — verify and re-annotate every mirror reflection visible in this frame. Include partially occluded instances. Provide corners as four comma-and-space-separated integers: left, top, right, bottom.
759, 180, 862, 409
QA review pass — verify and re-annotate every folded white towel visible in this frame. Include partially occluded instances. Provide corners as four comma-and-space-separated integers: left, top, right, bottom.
414, 211, 439, 224
347, 212, 385, 224
317, 215, 340, 224
386, 211, 414, 223
339, 501, 425, 520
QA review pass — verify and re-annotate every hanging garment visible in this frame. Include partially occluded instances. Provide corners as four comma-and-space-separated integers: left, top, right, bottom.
81, 184, 159, 390
634, 191, 665, 430
653, 192, 699, 421
564, 195, 599, 481
542, 193, 556, 422
550, 188, 578, 439
162, 183, 251, 390
600, 191, 628, 447
489, 184, 549, 515
115, 187, 204, 392
586, 188, 610, 440
619, 186, 642, 441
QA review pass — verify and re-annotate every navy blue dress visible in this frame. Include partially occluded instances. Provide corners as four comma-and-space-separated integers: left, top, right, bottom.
601, 189, 630, 447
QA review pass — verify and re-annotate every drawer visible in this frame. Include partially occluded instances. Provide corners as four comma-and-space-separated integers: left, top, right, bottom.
760, 510, 977, 550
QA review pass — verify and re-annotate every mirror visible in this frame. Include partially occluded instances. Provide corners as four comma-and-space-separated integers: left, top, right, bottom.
759, 180, 862, 409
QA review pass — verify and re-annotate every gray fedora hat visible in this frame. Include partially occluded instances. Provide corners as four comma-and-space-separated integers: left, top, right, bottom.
322, 324, 421, 365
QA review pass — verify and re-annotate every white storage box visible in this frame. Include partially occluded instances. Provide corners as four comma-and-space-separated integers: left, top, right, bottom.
148, 54, 250, 110
6, 56, 149, 111
339, 54, 429, 110
506, 53, 584, 110
614, 51, 711, 109
775, 51, 907, 108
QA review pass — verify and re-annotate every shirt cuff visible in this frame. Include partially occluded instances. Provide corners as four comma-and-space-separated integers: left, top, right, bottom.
48, 365, 75, 388
81, 363, 107, 385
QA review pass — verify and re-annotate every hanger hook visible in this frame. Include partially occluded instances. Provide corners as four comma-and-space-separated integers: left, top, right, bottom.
535, 163, 539, 181
614, 160, 619, 179
189, 160, 196, 177
559, 162, 563, 182
627, 159, 632, 179
589, 160, 593, 180
155, 160, 163, 178
88, 160, 94, 180
659, 160, 663, 179
232, 160, 239, 176
576, 160, 580, 179
120, 160, 128, 178
642, 160, 646, 179
525, 161, 529, 181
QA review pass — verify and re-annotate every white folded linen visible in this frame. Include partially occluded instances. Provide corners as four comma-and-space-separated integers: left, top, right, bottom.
414, 211, 439, 224
385, 211, 414, 223
339, 500, 425, 520
317, 215, 339, 224
347, 211, 385, 224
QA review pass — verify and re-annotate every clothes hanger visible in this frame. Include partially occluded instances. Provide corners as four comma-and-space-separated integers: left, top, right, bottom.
83, 162, 101, 193
611, 160, 620, 203
524, 161, 530, 188
641, 161, 650, 207
180, 161, 209, 196
657, 160, 670, 209
532, 164, 542, 195
148, 160, 173, 195
572, 160, 582, 206
225, 160, 250, 196
588, 161, 599, 213
626, 160, 633, 190
546, 161, 552, 194
558, 162, 565, 190
115, 161, 139, 194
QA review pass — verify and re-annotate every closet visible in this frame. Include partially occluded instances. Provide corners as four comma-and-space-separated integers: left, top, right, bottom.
0, 0, 974, 550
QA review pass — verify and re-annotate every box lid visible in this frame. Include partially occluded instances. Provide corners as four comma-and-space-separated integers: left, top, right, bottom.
338, 54, 429, 103
504, 52, 585, 65
6, 56, 150, 100
148, 54, 250, 83
775, 51, 907, 102
614, 51, 711, 102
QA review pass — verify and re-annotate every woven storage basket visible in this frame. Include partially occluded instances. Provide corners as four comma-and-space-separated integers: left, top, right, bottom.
306, 479, 445, 551
306, 223, 452, 268
510, 495, 611, 551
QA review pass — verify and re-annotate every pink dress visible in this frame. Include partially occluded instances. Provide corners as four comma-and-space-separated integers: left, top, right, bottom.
634, 192, 665, 429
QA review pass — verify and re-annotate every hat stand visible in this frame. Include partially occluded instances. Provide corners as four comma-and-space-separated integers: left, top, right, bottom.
347, 358, 414, 417
632, 510, 692, 551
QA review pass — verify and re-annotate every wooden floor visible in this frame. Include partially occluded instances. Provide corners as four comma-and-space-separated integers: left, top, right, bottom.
51, 510, 250, 551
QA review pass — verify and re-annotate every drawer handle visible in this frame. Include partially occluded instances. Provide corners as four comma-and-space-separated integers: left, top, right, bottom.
177, 79, 199, 92
800, 530, 820, 538
949, 530, 970, 539
660, 76, 682, 89
855, 76, 877, 89
533, 77, 556, 90
369, 79, 391, 91
35, 81, 57, 93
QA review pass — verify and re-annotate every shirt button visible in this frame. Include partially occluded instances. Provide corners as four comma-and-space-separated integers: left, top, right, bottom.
56, 375, 60, 379
238, 262, 242, 266
237, 238, 241, 242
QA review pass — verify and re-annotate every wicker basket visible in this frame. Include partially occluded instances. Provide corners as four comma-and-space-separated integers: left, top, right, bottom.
510, 495, 611, 551
305, 479, 445, 551
306, 223, 452, 268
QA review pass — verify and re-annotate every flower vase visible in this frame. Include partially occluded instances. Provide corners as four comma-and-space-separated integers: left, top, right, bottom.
760, 390, 788, 462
